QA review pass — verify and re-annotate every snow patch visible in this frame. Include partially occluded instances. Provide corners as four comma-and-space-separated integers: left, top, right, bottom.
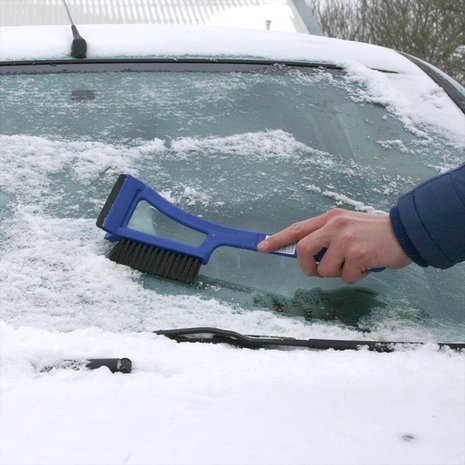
170, 130, 306, 160
377, 139, 410, 153
322, 191, 385, 214
1, 322, 464, 465
343, 63, 465, 148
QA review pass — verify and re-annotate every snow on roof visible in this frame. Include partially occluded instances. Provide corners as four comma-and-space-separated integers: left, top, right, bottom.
0, 23, 419, 74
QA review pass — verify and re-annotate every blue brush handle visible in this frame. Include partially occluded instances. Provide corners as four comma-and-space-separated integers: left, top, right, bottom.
100, 174, 383, 272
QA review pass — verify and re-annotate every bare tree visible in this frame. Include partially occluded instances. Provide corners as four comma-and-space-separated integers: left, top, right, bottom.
308, 0, 465, 85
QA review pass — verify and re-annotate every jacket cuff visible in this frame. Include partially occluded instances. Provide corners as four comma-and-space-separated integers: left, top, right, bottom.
389, 206, 428, 267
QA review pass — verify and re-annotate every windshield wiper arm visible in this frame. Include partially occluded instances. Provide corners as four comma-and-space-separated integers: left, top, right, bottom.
155, 327, 465, 352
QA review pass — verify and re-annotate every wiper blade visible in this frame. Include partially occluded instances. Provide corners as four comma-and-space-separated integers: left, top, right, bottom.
155, 327, 465, 352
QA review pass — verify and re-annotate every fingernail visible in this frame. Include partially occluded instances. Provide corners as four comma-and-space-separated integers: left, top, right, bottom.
257, 240, 267, 251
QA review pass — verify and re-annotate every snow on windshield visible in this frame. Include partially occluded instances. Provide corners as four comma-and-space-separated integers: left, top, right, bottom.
343, 63, 465, 159
0, 131, 387, 335
1, 67, 464, 338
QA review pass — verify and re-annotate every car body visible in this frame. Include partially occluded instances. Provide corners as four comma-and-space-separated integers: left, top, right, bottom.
1, 21, 464, 465
1, 23, 464, 336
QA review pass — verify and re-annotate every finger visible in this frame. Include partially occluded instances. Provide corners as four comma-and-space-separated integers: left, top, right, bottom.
316, 242, 345, 278
257, 214, 328, 253
340, 261, 369, 284
295, 233, 327, 276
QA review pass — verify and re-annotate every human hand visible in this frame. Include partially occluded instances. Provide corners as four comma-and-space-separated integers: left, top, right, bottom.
257, 208, 412, 284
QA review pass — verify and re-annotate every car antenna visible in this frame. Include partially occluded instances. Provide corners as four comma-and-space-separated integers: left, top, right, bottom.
62, 0, 87, 58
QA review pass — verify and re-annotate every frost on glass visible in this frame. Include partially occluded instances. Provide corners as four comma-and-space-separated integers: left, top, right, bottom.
0, 68, 464, 341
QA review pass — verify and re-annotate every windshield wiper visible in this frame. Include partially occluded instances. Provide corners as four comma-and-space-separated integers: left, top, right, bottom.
155, 327, 465, 352
62, 0, 87, 59
37, 358, 132, 373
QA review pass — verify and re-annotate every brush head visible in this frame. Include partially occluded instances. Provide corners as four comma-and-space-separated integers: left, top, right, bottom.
109, 238, 202, 283
97, 175, 202, 283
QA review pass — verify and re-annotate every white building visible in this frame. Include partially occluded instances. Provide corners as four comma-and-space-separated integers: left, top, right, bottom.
0, 0, 323, 34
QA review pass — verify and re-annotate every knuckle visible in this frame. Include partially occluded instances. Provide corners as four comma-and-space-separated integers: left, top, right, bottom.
290, 221, 305, 236
331, 214, 350, 229
295, 241, 306, 257
339, 230, 355, 245
350, 246, 368, 262
327, 208, 344, 218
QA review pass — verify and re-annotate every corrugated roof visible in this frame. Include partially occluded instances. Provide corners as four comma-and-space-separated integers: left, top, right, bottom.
0, 0, 322, 34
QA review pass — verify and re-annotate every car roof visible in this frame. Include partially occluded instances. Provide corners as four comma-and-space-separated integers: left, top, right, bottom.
0, 24, 423, 75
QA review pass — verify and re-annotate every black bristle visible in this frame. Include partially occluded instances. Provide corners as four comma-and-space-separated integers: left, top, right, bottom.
109, 239, 202, 283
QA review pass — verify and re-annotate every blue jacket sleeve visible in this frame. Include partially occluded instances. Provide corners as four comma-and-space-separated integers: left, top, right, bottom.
389, 164, 465, 269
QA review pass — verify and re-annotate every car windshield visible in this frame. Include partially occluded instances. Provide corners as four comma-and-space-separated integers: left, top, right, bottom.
1, 63, 464, 341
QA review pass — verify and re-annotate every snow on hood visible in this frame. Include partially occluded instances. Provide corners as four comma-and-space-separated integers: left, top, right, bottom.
0, 24, 422, 73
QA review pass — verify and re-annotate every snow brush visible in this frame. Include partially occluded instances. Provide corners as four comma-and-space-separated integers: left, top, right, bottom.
97, 174, 383, 283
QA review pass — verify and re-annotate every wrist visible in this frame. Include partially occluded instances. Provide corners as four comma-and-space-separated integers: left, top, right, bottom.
389, 206, 427, 267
